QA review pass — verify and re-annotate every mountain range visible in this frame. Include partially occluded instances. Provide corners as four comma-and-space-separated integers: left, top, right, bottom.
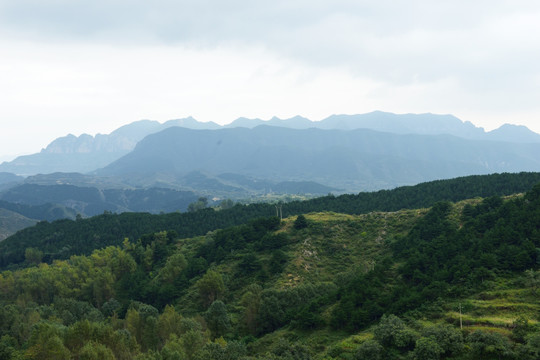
1, 111, 540, 239
2, 111, 539, 177
96, 125, 540, 191
0, 117, 220, 175
0, 111, 540, 228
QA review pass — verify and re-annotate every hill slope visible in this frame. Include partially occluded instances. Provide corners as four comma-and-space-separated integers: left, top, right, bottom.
2, 172, 539, 269
0, 208, 37, 241
1, 181, 540, 359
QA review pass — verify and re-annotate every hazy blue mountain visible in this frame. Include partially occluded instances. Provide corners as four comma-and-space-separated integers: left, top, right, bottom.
225, 112, 540, 143
0, 117, 219, 175
163, 117, 221, 130
96, 126, 540, 191
2, 112, 539, 178
0, 172, 23, 184
0, 172, 23, 191
486, 123, 540, 143
318, 112, 486, 137
226, 115, 313, 129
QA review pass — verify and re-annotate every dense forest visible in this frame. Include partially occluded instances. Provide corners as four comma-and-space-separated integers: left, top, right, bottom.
2, 171, 540, 269
1, 175, 540, 358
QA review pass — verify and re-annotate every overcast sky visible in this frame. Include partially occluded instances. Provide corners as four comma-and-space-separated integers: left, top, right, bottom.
1, 0, 540, 160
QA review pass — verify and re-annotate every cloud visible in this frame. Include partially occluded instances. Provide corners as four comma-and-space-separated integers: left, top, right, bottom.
2, 0, 540, 157
3, 1, 540, 82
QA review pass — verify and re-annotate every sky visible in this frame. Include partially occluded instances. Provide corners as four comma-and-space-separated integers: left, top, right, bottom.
1, 0, 540, 161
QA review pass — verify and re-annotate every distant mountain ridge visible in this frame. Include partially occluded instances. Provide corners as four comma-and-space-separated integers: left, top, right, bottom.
0, 117, 220, 175
96, 126, 540, 191
1, 111, 539, 176
226, 111, 540, 142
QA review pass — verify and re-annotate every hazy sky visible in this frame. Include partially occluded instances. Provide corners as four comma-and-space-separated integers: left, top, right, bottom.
1, 0, 540, 160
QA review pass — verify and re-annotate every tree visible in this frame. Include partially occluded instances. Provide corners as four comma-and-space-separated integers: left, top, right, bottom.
194, 340, 247, 360
354, 340, 383, 360
269, 250, 288, 274
125, 302, 160, 352
78, 341, 115, 360
421, 324, 463, 357
156, 305, 184, 346
512, 315, 531, 343
0, 335, 22, 360
25, 248, 43, 265
158, 253, 187, 284
237, 252, 261, 275
196, 270, 225, 307
26, 322, 71, 360
524, 269, 540, 295
205, 301, 231, 339
373, 314, 417, 350
241, 284, 262, 335
188, 197, 208, 212
294, 215, 308, 230
219, 199, 235, 210
413, 337, 444, 360
467, 330, 515, 360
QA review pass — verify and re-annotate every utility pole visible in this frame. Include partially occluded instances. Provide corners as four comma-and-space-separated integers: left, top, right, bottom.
459, 303, 463, 329
275, 204, 283, 220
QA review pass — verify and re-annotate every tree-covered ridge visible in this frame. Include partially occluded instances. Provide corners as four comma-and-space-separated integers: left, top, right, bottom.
2, 172, 540, 270
1, 184, 540, 358
0, 199, 77, 222
0, 206, 419, 359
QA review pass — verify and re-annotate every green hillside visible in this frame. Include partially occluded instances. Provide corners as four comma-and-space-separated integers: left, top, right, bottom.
1, 183, 540, 359
2, 172, 540, 270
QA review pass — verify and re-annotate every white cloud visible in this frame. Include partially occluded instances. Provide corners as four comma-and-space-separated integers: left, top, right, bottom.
1, 0, 540, 157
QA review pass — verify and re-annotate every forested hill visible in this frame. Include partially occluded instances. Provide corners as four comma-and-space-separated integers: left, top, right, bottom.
1, 172, 540, 269
1, 176, 540, 358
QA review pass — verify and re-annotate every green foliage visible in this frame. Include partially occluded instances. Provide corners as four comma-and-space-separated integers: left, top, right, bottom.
26, 322, 71, 360
420, 324, 463, 357
354, 339, 384, 360
467, 330, 515, 360
3, 172, 540, 269
0, 335, 22, 360
205, 301, 231, 339
1, 179, 540, 359
412, 337, 444, 360
512, 315, 531, 343
373, 315, 417, 350
193, 340, 247, 360
188, 197, 209, 213
269, 338, 313, 360
24, 248, 43, 265
78, 341, 115, 360
196, 270, 226, 307
294, 214, 308, 230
